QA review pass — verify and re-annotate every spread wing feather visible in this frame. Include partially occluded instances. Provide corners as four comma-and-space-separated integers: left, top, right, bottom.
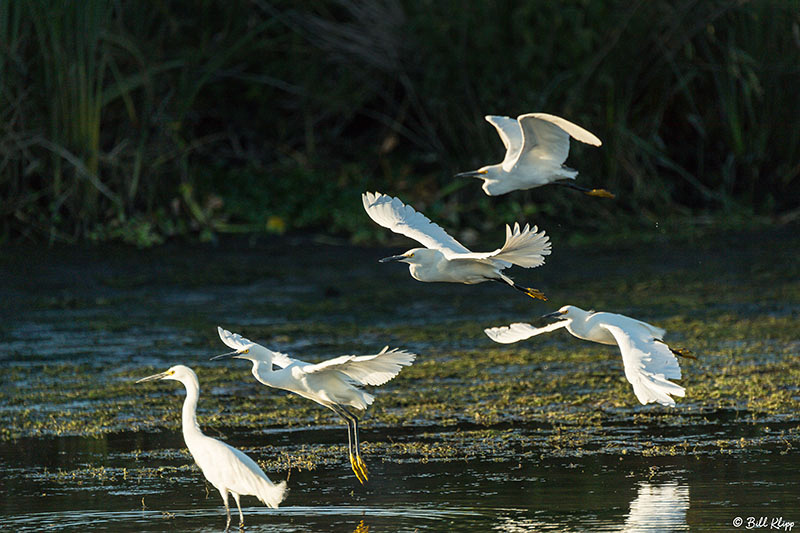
485, 115, 524, 166
509, 113, 601, 170
484, 320, 568, 343
528, 113, 602, 146
217, 326, 294, 369
302, 346, 416, 386
456, 223, 551, 268
602, 324, 684, 407
362, 192, 471, 257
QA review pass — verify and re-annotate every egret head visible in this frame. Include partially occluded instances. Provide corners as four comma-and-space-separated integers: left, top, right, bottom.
379, 247, 439, 265
454, 167, 490, 180
136, 364, 197, 384
210, 343, 273, 363
456, 165, 510, 195
542, 305, 583, 321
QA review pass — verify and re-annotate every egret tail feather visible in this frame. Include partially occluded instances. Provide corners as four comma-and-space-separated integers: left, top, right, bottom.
255, 478, 287, 509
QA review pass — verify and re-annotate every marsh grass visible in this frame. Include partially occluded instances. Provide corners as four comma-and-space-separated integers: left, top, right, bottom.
1, 1, 798, 244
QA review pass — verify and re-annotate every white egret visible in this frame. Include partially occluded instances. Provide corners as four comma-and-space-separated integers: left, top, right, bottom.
455, 113, 613, 198
485, 305, 695, 406
211, 327, 416, 484
362, 191, 551, 300
136, 365, 286, 530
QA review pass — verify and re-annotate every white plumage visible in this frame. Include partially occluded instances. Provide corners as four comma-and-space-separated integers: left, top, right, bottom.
362, 191, 551, 300
213, 327, 416, 484
485, 305, 692, 407
456, 113, 612, 198
136, 365, 286, 530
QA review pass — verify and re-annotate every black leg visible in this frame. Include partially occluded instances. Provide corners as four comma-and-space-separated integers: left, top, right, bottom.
670, 347, 696, 359
331, 404, 365, 484
487, 277, 547, 301
339, 405, 369, 482
555, 180, 614, 198
656, 339, 697, 360
220, 489, 231, 532
340, 406, 361, 454
510, 282, 547, 301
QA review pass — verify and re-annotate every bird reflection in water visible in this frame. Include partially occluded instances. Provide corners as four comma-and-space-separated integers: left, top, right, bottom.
493, 480, 689, 532
623, 481, 689, 532
352, 519, 369, 533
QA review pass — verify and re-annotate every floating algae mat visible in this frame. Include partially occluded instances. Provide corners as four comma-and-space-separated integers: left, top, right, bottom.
0, 229, 798, 531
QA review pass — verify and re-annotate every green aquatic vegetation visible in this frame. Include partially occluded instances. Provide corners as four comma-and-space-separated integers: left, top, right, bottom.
3, 325, 798, 447
1, 237, 798, 472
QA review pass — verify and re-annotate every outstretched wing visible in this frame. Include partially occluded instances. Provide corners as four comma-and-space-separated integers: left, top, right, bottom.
528, 113, 602, 146
302, 346, 416, 386
485, 115, 523, 166
457, 222, 551, 268
362, 192, 471, 257
485, 320, 568, 344
509, 113, 601, 169
602, 323, 685, 407
217, 326, 293, 369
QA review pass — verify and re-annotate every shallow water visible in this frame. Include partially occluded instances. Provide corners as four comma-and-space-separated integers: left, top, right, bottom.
1, 230, 799, 531
1, 431, 796, 532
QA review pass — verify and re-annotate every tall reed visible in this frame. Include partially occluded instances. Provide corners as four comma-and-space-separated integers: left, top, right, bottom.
1, 0, 797, 244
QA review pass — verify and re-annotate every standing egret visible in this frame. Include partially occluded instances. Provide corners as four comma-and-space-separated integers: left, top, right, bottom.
211, 327, 416, 484
455, 113, 613, 198
485, 305, 694, 406
362, 191, 551, 300
136, 365, 287, 530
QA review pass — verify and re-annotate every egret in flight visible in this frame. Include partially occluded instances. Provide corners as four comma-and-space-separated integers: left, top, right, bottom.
136, 365, 286, 530
212, 327, 415, 484
363, 191, 551, 300
485, 305, 695, 406
455, 113, 613, 198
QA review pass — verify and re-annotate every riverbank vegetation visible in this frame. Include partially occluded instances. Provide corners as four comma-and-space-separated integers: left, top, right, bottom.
2, 1, 798, 245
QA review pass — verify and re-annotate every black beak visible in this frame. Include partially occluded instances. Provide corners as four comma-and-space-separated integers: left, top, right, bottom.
379, 254, 407, 263
454, 170, 485, 179
136, 370, 170, 383
210, 350, 239, 361
541, 311, 564, 320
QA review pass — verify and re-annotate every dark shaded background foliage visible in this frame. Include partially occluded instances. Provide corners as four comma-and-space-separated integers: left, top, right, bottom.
1, 0, 798, 245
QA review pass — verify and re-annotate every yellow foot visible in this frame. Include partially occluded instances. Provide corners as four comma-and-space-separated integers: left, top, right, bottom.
523, 287, 547, 301
356, 455, 369, 482
672, 347, 696, 359
587, 188, 615, 199
350, 454, 366, 484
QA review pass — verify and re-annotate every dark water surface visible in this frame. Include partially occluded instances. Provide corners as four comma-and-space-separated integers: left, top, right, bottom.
1, 230, 798, 531
1, 431, 797, 532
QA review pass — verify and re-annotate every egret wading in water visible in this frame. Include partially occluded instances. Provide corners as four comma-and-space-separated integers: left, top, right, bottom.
212, 327, 416, 484
455, 113, 613, 198
363, 191, 551, 300
485, 305, 695, 406
136, 365, 286, 531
